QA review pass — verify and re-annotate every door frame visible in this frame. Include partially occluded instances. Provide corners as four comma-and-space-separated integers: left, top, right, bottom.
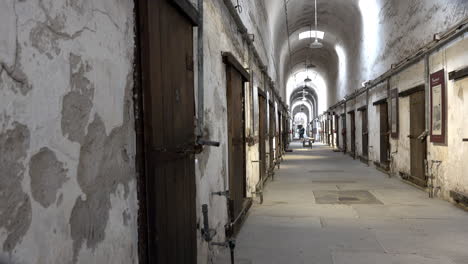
222, 52, 251, 237
398, 86, 427, 187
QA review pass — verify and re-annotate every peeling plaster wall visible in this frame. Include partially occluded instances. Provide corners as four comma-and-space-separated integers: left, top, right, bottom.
427, 34, 468, 200
0, 1, 138, 263
342, 33, 468, 207
346, 0, 468, 105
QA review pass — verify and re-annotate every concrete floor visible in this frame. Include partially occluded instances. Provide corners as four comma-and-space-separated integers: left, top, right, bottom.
216, 142, 468, 264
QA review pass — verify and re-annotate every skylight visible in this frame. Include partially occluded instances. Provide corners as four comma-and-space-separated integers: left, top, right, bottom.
299, 30, 324, 40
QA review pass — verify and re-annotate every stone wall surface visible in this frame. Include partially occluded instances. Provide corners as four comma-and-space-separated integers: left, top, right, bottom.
194, 0, 275, 262
0, 0, 138, 263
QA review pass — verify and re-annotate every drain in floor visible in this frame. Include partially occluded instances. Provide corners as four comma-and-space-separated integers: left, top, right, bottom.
309, 170, 345, 173
313, 190, 383, 204
339, 197, 359, 201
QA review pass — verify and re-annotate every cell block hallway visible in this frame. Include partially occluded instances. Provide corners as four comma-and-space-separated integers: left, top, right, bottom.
0, 0, 467, 263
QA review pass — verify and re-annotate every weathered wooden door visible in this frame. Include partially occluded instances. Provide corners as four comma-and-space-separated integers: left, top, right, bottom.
335, 115, 339, 147
341, 114, 347, 152
350, 111, 356, 155
362, 109, 369, 158
410, 91, 427, 187
258, 91, 267, 181
277, 110, 281, 159
380, 103, 389, 166
138, 0, 197, 262
462, 78, 468, 182
268, 102, 275, 169
225, 56, 248, 236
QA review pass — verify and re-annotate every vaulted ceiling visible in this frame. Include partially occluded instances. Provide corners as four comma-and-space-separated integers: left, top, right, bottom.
262, 0, 364, 114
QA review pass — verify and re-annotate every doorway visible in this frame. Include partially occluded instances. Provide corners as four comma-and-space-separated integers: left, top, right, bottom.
361, 108, 368, 159
341, 114, 347, 153
335, 115, 339, 147
136, 0, 198, 262
409, 90, 427, 187
258, 90, 267, 182
224, 53, 250, 236
268, 101, 276, 170
277, 110, 282, 160
379, 103, 390, 168
349, 111, 356, 157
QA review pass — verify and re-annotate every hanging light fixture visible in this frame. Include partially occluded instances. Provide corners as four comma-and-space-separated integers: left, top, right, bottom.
310, 0, 323, 49
304, 59, 312, 83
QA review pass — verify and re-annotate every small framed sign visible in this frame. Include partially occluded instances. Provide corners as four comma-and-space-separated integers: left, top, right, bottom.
390, 88, 399, 138
430, 69, 446, 143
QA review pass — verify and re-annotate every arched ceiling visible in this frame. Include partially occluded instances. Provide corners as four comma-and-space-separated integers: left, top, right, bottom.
262, 0, 364, 110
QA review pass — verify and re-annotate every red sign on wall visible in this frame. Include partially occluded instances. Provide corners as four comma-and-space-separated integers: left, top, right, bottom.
430, 69, 446, 143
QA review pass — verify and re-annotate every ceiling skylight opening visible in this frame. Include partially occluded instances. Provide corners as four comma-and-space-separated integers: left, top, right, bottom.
299, 30, 325, 40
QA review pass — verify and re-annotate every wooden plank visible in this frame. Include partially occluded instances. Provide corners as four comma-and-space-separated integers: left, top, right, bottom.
258, 88, 267, 98
448, 66, 468, 81
398, 84, 425, 97
222, 52, 250, 81
373, 97, 387, 106
170, 0, 199, 26
357, 105, 367, 111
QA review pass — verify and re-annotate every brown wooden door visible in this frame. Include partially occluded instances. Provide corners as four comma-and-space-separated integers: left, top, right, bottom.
380, 103, 389, 166
362, 109, 369, 158
335, 115, 339, 147
226, 64, 247, 235
410, 91, 427, 187
277, 110, 281, 159
268, 102, 275, 169
462, 79, 468, 183
455, 78, 468, 182
258, 92, 267, 180
138, 0, 196, 262
350, 112, 356, 155
342, 115, 347, 152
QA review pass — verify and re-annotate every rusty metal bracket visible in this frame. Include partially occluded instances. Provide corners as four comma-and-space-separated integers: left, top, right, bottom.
212, 190, 229, 197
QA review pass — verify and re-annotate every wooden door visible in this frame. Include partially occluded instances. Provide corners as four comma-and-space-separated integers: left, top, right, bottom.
277, 110, 281, 159
258, 92, 267, 181
268, 102, 275, 169
284, 113, 289, 150
380, 103, 389, 166
335, 115, 339, 147
462, 79, 468, 181
410, 91, 427, 187
226, 63, 247, 236
362, 109, 369, 158
138, 0, 197, 262
342, 115, 347, 152
330, 118, 334, 146
350, 112, 356, 155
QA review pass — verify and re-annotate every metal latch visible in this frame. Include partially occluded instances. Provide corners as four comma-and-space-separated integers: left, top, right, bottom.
417, 130, 429, 142
212, 190, 229, 197
201, 204, 217, 242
